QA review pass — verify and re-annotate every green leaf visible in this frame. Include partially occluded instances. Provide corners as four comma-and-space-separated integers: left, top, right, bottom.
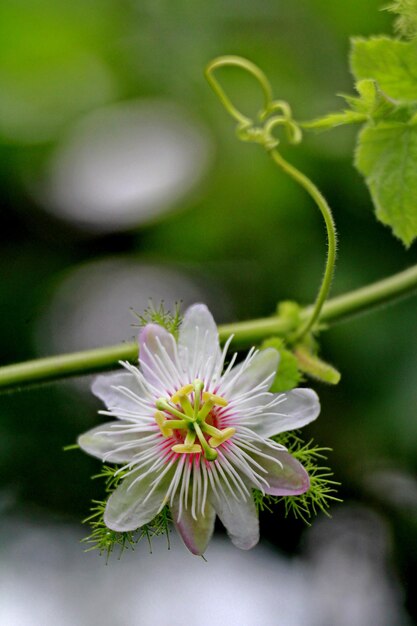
351, 36, 417, 101
386, 0, 417, 39
305, 35, 417, 244
349, 79, 397, 117
302, 80, 396, 132
355, 121, 417, 246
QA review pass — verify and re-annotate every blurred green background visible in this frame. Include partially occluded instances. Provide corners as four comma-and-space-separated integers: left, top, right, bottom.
1, 1, 416, 624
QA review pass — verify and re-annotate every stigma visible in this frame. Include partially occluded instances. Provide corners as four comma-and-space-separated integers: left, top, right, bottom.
154, 380, 235, 461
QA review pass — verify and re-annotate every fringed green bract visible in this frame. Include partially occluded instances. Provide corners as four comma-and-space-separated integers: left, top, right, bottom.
131, 301, 182, 338
254, 433, 341, 524
83, 465, 172, 561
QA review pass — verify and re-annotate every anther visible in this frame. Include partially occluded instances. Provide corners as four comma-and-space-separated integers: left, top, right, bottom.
172, 443, 202, 454
154, 411, 173, 437
202, 391, 228, 407
208, 427, 236, 448
201, 423, 224, 438
171, 384, 194, 404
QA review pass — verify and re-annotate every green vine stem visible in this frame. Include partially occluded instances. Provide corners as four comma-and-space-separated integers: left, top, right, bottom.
0, 263, 416, 392
0, 57, 415, 393
268, 149, 337, 339
205, 56, 337, 341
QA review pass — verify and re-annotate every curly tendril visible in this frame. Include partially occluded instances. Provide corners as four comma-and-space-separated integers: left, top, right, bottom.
205, 55, 337, 341
205, 55, 302, 149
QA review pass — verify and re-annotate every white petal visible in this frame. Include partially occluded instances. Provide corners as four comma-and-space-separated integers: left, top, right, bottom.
211, 491, 259, 550
220, 348, 279, 397
78, 421, 151, 463
104, 467, 173, 532
252, 443, 310, 496
171, 498, 216, 556
92, 370, 152, 412
250, 388, 320, 437
178, 304, 222, 380
139, 323, 182, 394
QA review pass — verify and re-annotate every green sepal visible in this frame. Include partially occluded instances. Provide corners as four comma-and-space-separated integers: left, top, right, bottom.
260, 337, 303, 392
294, 343, 341, 385
276, 300, 302, 329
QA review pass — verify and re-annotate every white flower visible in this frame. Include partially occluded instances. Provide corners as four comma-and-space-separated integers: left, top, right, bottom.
79, 304, 320, 555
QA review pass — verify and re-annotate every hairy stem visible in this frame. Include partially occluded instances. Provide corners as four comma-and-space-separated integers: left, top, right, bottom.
0, 264, 416, 392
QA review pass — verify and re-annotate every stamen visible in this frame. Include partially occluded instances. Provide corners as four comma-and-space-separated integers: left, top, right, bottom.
177, 393, 194, 418
156, 398, 191, 421
194, 422, 218, 461
208, 427, 236, 448
202, 391, 228, 407
184, 430, 197, 448
197, 398, 215, 422
172, 443, 202, 454
154, 411, 173, 437
154, 381, 229, 462
171, 384, 194, 404
201, 423, 224, 438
